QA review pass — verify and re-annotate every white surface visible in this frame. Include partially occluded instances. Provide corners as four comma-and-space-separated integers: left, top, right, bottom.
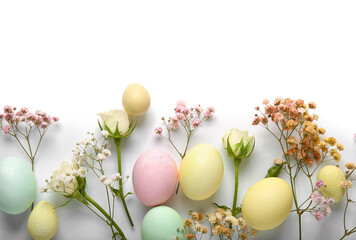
1, 1, 356, 240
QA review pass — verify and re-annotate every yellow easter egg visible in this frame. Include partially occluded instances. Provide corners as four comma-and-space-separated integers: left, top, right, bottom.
122, 83, 150, 117
242, 177, 293, 231
317, 165, 346, 203
27, 201, 58, 240
179, 144, 224, 200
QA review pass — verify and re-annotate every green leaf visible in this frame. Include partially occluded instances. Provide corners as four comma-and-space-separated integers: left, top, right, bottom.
212, 203, 232, 211
122, 120, 137, 138
265, 163, 284, 178
226, 135, 236, 158
112, 188, 121, 197
245, 138, 255, 158
98, 119, 103, 131
124, 192, 134, 199
54, 198, 73, 209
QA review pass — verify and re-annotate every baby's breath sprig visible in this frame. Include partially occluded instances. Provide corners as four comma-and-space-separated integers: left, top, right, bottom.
253, 97, 344, 240
175, 209, 257, 240
155, 100, 215, 193
43, 131, 127, 240
339, 162, 356, 240
0, 105, 59, 172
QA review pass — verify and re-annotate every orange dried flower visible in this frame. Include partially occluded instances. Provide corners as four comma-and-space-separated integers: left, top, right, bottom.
222, 228, 232, 237
184, 219, 193, 228
186, 233, 195, 240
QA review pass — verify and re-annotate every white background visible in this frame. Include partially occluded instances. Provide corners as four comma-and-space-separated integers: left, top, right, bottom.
1, 1, 356, 240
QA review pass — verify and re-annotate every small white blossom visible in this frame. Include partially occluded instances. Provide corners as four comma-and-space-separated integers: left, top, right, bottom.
111, 173, 121, 181
100, 175, 107, 183
101, 130, 109, 138
104, 179, 112, 186
97, 153, 106, 161
103, 149, 111, 156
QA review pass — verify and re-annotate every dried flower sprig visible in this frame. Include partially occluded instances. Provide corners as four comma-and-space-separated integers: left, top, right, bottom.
175, 209, 257, 240
155, 100, 215, 193
43, 131, 128, 240
339, 162, 356, 240
292, 180, 335, 221
0, 105, 59, 172
253, 97, 343, 240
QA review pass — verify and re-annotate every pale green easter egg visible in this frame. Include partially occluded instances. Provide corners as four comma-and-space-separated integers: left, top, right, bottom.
141, 206, 183, 240
0, 156, 36, 214
179, 144, 224, 200
242, 177, 293, 230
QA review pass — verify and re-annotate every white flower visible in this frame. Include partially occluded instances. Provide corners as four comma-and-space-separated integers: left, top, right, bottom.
97, 110, 129, 135
100, 175, 107, 183
222, 128, 255, 159
101, 130, 109, 138
111, 173, 121, 181
104, 179, 112, 186
97, 153, 106, 161
48, 161, 79, 196
81, 138, 91, 145
103, 149, 111, 156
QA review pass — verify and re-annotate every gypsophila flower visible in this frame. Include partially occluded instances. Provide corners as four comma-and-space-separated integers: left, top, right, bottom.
154, 127, 163, 134
104, 179, 112, 186
274, 158, 283, 165
100, 175, 107, 183
111, 173, 121, 181
97, 153, 106, 161
101, 130, 109, 138
341, 180, 353, 189
156, 101, 214, 161
0, 106, 59, 171
175, 208, 256, 240
102, 149, 111, 156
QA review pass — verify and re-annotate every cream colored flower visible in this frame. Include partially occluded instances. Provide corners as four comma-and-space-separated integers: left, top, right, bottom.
222, 128, 255, 159
97, 110, 129, 135
48, 161, 79, 196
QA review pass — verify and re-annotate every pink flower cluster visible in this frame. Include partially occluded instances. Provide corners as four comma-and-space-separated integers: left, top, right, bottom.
252, 97, 315, 128
0, 105, 59, 134
155, 100, 214, 134
310, 180, 335, 221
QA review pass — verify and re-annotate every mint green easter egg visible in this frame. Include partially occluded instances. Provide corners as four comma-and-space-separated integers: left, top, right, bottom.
0, 156, 36, 214
141, 206, 183, 240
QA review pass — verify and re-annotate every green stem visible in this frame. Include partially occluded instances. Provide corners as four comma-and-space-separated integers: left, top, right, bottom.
114, 138, 134, 227
82, 192, 127, 240
232, 158, 241, 216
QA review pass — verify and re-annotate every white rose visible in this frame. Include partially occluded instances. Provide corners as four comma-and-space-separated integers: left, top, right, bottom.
222, 128, 255, 159
97, 110, 129, 136
50, 161, 79, 196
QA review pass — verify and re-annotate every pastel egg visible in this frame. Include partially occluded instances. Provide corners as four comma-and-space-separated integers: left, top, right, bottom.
133, 150, 178, 206
122, 83, 150, 117
0, 156, 36, 214
242, 177, 293, 230
179, 144, 224, 200
317, 165, 346, 202
141, 206, 183, 240
28, 201, 58, 240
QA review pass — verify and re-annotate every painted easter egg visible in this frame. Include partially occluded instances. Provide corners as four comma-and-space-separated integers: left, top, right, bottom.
0, 156, 36, 214
133, 149, 178, 206
317, 165, 346, 202
141, 206, 183, 240
242, 177, 293, 230
122, 83, 150, 117
28, 201, 58, 240
179, 144, 224, 200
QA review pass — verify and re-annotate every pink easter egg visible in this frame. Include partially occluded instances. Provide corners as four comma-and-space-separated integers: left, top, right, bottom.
132, 149, 178, 207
